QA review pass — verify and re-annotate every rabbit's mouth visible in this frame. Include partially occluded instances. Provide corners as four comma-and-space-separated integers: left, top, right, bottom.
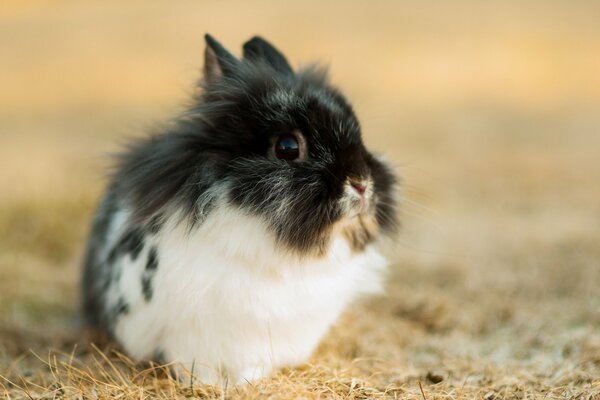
334, 211, 379, 253
332, 178, 379, 252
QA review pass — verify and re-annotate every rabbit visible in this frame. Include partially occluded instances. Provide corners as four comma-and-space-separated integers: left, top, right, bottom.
82, 34, 398, 385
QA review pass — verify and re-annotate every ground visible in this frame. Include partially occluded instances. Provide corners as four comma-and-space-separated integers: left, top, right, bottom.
1, 1, 600, 399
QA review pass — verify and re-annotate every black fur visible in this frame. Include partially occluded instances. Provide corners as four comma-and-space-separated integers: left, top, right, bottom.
141, 247, 159, 302
243, 36, 294, 76
82, 191, 119, 327
107, 228, 145, 264
82, 192, 160, 329
114, 296, 130, 318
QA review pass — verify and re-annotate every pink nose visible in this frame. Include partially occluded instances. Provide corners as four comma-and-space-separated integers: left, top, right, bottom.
351, 181, 367, 195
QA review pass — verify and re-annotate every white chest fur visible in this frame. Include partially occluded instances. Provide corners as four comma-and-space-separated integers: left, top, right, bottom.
110, 206, 388, 384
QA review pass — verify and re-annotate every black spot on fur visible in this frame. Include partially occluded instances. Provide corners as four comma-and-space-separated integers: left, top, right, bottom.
102, 296, 130, 338
141, 276, 153, 302
114, 297, 130, 317
108, 228, 145, 264
141, 247, 159, 301
122, 229, 146, 260
146, 247, 159, 271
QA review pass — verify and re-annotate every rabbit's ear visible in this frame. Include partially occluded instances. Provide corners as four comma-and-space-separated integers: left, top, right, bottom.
204, 34, 239, 83
243, 36, 293, 76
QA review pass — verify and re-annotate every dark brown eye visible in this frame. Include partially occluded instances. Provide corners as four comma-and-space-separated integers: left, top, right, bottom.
274, 133, 300, 161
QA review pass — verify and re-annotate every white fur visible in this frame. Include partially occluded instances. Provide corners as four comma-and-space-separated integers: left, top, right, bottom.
109, 205, 387, 385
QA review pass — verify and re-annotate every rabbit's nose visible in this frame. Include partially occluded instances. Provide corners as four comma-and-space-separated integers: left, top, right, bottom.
349, 179, 368, 196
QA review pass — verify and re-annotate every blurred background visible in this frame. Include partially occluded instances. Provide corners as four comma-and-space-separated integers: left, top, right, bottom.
1, 0, 599, 395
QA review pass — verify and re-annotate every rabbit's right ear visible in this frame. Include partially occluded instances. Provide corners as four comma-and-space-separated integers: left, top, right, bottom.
204, 34, 239, 83
243, 36, 294, 76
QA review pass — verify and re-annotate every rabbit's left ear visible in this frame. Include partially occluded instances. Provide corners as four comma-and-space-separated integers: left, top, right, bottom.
204, 34, 240, 83
243, 36, 294, 76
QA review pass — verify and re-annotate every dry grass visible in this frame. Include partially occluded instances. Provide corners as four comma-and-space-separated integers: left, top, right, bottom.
1, 1, 600, 398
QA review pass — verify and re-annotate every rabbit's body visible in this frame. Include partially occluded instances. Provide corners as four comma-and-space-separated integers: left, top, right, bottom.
85, 193, 386, 383
83, 35, 398, 384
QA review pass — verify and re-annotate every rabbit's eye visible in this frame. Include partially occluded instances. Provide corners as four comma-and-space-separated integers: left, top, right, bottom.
274, 133, 300, 161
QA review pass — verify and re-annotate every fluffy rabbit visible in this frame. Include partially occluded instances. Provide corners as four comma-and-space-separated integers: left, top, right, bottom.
82, 34, 398, 384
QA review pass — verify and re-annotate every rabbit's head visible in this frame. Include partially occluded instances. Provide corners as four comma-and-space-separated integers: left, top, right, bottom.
197, 35, 398, 255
